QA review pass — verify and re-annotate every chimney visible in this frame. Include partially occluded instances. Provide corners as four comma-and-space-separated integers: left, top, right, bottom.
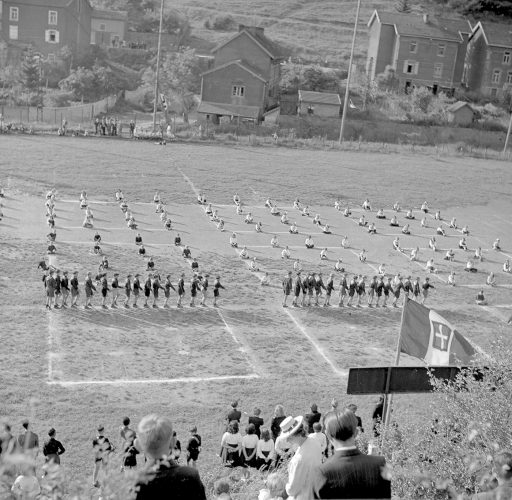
423, 13, 429, 23
238, 24, 265, 36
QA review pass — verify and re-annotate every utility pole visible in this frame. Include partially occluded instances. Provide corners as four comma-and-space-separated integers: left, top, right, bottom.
152, 0, 165, 132
504, 110, 512, 154
339, 0, 361, 143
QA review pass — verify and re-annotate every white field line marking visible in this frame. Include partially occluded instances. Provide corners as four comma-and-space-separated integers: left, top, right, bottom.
247, 245, 343, 250
47, 374, 260, 386
481, 306, 511, 322
59, 226, 169, 232
176, 166, 200, 197
60, 240, 171, 246
392, 248, 448, 284
59, 199, 157, 205
458, 284, 512, 289
235, 230, 327, 235
216, 309, 261, 376
284, 309, 347, 377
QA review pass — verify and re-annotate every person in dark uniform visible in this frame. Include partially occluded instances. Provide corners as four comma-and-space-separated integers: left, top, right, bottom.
213, 276, 225, 307
152, 274, 163, 308
70, 271, 79, 307
314, 273, 326, 306
356, 276, 366, 307
61, 271, 70, 308
282, 271, 293, 307
133, 274, 141, 307
164, 275, 176, 308
412, 277, 421, 302
174, 233, 181, 246
403, 276, 412, 300
248, 409, 264, 438
375, 276, 384, 307
147, 257, 155, 272
292, 272, 302, 307
324, 273, 335, 307
138, 245, 146, 256
124, 274, 132, 308
135, 233, 143, 246
177, 273, 185, 308
101, 274, 110, 308
191, 258, 199, 271
392, 277, 403, 308
367, 276, 377, 307
46, 271, 56, 309
43, 428, 65, 465
190, 275, 199, 307
186, 426, 202, 468
347, 276, 357, 307
200, 274, 209, 307
54, 270, 62, 309
143, 275, 152, 308
111, 273, 120, 308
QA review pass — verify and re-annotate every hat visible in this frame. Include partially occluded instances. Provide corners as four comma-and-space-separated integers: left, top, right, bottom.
114, 273, 119, 276
279, 415, 304, 438
97, 425, 104, 432
135, 273, 140, 277
216, 275, 221, 279
63, 271, 68, 275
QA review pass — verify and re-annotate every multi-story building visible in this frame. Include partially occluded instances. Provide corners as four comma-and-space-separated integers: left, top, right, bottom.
464, 21, 512, 99
1, 0, 93, 59
90, 9, 127, 48
197, 25, 285, 122
367, 10, 471, 94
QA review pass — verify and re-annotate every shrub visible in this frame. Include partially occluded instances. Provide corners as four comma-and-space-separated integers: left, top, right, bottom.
210, 14, 236, 31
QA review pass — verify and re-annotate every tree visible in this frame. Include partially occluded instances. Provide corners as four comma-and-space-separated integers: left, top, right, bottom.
142, 48, 201, 122
22, 49, 41, 91
376, 65, 399, 91
59, 67, 98, 101
387, 338, 512, 499
280, 61, 342, 94
395, 0, 412, 12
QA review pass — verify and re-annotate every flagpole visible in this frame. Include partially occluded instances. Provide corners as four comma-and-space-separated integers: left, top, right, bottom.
152, 0, 165, 133
380, 296, 407, 452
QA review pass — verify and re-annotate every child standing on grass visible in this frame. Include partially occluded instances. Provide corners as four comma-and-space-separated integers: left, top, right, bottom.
122, 431, 139, 471
186, 426, 202, 468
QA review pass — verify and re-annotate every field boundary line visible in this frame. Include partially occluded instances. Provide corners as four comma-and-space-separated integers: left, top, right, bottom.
47, 374, 260, 386
284, 309, 347, 378
176, 165, 200, 197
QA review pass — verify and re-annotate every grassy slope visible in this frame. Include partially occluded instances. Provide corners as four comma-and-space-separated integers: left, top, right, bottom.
1, 135, 511, 496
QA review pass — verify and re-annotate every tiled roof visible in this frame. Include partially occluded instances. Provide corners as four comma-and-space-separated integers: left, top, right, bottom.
197, 101, 260, 119
92, 9, 128, 21
477, 21, 512, 48
447, 101, 473, 113
6, 0, 90, 7
212, 28, 286, 59
299, 90, 341, 105
373, 11, 470, 42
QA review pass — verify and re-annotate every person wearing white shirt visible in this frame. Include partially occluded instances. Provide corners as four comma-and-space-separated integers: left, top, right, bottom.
474, 247, 483, 262
459, 237, 468, 251
429, 237, 437, 252
289, 222, 299, 234
244, 212, 253, 224
239, 246, 249, 259
305, 236, 314, 249
11, 467, 40, 499
320, 248, 327, 260
281, 212, 289, 224
293, 259, 302, 272
421, 201, 429, 213
493, 238, 501, 251
229, 233, 238, 248
255, 221, 263, 233
410, 247, 419, 261
256, 429, 275, 470
436, 226, 446, 236
270, 205, 280, 216
241, 424, 259, 467
280, 416, 322, 500
504, 260, 511, 273
220, 421, 243, 466
444, 249, 455, 261
421, 217, 428, 228
271, 235, 279, 248
260, 272, 270, 286
392, 237, 401, 251
281, 246, 291, 259
308, 422, 327, 456
448, 271, 456, 286
450, 217, 457, 229
335, 259, 344, 272
378, 263, 386, 275
249, 257, 259, 272
487, 272, 496, 287
341, 235, 349, 249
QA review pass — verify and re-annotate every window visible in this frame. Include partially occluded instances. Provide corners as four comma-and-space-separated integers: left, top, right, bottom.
99, 23, 106, 31
409, 41, 417, 53
48, 10, 58, 25
232, 85, 245, 97
48, 53, 56, 63
437, 44, 446, 56
492, 69, 501, 83
45, 29, 60, 43
9, 25, 18, 40
507, 71, 512, 84
9, 6, 18, 21
403, 60, 418, 75
433, 63, 443, 78
490, 88, 497, 97
504, 51, 511, 64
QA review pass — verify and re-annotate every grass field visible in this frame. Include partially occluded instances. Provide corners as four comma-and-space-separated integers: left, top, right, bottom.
173, 0, 446, 63
1, 134, 512, 494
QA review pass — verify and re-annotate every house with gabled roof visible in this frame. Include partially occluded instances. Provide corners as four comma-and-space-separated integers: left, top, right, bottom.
1, 0, 93, 58
197, 25, 286, 122
367, 10, 471, 94
91, 9, 127, 47
298, 90, 341, 117
464, 21, 512, 99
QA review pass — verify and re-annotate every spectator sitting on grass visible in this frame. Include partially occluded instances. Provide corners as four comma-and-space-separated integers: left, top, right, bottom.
213, 478, 232, 500
135, 414, 206, 499
258, 472, 287, 500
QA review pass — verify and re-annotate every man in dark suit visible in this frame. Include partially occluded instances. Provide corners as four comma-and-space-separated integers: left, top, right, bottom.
317, 409, 391, 499
135, 414, 206, 500
226, 401, 242, 423
304, 403, 322, 434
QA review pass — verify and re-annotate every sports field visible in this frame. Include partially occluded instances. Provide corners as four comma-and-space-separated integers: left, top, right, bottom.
1, 134, 512, 487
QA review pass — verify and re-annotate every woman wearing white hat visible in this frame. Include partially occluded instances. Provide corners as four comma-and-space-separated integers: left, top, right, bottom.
279, 415, 322, 500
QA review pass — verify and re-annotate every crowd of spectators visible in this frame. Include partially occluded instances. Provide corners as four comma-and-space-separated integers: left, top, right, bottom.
1, 397, 511, 499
